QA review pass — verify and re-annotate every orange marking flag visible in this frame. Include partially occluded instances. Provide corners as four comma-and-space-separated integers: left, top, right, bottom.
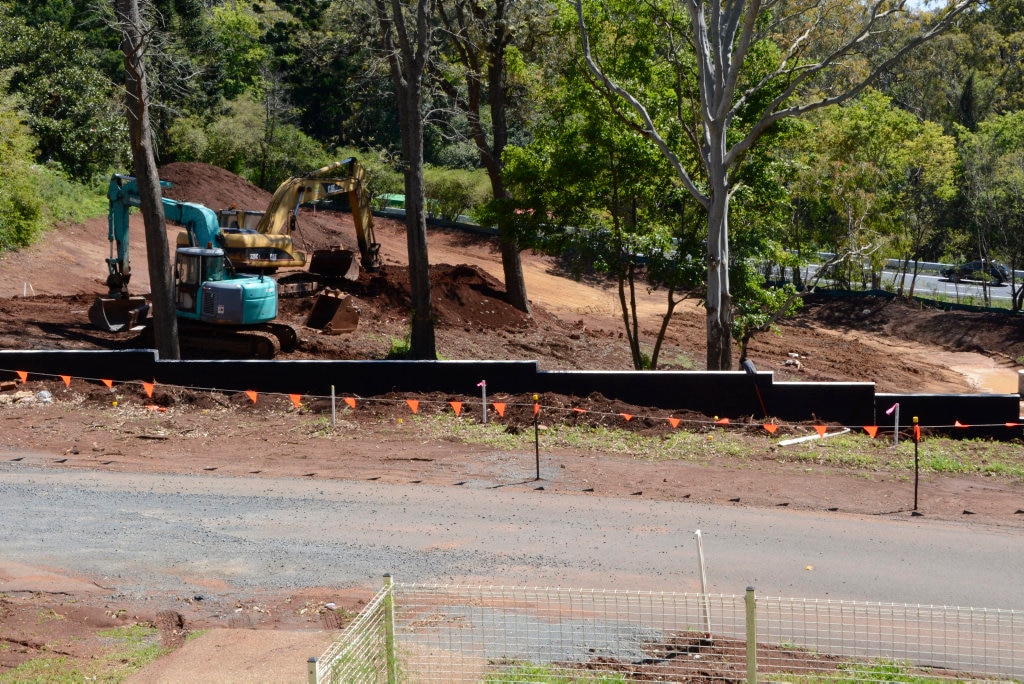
101, 379, 113, 389
16, 371, 27, 382
813, 425, 828, 437
406, 399, 419, 414
245, 390, 258, 404
344, 397, 357, 409
60, 375, 71, 387
863, 425, 878, 438
289, 394, 302, 409
763, 423, 778, 434
450, 401, 462, 416
667, 417, 680, 428
492, 402, 506, 417
142, 382, 154, 398
620, 413, 633, 422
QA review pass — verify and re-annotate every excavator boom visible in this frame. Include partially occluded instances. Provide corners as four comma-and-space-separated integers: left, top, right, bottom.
208, 158, 382, 273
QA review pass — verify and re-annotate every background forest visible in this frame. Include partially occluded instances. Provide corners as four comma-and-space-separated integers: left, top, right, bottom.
1, 0, 1024, 366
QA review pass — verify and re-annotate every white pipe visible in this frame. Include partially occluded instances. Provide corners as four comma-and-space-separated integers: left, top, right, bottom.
778, 428, 850, 447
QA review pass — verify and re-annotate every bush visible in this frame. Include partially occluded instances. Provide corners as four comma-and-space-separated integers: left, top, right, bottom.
423, 166, 489, 222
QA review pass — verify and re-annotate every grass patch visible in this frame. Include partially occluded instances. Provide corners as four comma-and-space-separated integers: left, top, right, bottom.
413, 414, 1024, 481
485, 663, 629, 682
781, 658, 949, 683
0, 624, 168, 684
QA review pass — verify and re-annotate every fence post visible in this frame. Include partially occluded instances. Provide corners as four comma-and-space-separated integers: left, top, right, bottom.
383, 574, 397, 684
745, 586, 757, 684
307, 656, 318, 684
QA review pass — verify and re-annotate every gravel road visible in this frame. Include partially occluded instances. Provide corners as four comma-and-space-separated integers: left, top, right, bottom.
2, 463, 1022, 611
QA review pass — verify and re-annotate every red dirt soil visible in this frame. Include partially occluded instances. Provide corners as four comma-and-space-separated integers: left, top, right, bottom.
1, 162, 1023, 681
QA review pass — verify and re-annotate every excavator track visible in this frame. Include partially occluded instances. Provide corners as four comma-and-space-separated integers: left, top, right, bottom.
176, 321, 298, 359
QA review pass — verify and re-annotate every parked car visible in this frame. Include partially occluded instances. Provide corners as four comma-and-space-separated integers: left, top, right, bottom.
940, 260, 1010, 285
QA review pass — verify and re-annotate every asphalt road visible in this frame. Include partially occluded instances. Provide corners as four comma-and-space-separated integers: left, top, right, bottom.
0, 463, 1021, 610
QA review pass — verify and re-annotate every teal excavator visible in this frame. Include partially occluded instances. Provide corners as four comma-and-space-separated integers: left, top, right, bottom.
89, 174, 297, 358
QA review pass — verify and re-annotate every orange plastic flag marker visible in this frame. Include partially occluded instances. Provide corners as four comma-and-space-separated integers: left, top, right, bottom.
667, 417, 680, 428
533, 403, 540, 416
289, 394, 302, 409
15, 371, 27, 382
914, 424, 921, 442
620, 413, 633, 422
763, 423, 778, 434
492, 402, 506, 417
814, 425, 828, 437
101, 379, 113, 389
570, 407, 586, 414
716, 417, 730, 425
344, 397, 357, 409
863, 425, 879, 438
954, 420, 969, 428
142, 382, 154, 398
60, 375, 71, 387
245, 390, 258, 404
450, 401, 463, 416
406, 399, 419, 414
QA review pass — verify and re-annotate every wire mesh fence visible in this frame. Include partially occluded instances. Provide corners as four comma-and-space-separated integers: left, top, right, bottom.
310, 580, 1024, 683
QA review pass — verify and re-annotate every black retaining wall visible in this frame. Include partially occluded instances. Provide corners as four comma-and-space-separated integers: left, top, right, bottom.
0, 350, 1018, 433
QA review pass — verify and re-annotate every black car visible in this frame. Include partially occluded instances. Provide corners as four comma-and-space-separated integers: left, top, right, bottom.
941, 260, 1011, 285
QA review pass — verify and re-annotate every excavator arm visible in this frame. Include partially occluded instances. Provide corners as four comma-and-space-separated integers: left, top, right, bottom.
251, 158, 382, 270
105, 174, 222, 297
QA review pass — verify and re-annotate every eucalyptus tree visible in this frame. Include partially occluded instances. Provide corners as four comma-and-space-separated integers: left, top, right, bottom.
432, 0, 552, 314
372, 0, 440, 359
114, 0, 179, 360
784, 90, 956, 293
500, 48, 705, 370
573, 0, 975, 370
958, 111, 1024, 310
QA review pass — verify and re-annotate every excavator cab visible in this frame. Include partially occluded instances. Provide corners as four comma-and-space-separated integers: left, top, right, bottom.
174, 246, 278, 325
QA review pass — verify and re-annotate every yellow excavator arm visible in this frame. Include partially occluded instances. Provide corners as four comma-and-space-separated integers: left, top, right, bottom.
204, 158, 381, 273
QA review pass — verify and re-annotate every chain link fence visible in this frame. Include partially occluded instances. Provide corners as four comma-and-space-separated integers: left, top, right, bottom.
309, 579, 1023, 683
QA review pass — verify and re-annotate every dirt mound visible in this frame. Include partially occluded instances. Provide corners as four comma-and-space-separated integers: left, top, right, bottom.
158, 162, 272, 211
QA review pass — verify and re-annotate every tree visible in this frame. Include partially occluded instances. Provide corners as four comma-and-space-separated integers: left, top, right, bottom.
574, 0, 975, 369
0, 10, 127, 179
435, 0, 542, 313
373, 0, 438, 359
114, 0, 179, 360
958, 111, 1024, 310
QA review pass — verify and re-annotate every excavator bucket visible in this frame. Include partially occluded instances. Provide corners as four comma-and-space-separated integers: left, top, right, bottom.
304, 290, 359, 334
309, 247, 360, 282
88, 296, 150, 333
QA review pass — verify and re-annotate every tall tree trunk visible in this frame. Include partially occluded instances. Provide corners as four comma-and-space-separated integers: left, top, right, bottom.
377, 0, 437, 360
114, 0, 179, 360
400, 85, 436, 359
705, 133, 733, 371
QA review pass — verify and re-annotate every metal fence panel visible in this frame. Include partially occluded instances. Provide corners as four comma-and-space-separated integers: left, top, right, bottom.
313, 583, 1024, 683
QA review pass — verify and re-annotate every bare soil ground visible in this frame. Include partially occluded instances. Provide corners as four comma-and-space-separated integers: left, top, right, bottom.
1, 162, 1023, 681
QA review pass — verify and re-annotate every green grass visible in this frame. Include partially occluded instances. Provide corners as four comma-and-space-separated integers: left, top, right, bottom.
779, 658, 951, 683
485, 662, 629, 682
411, 413, 1024, 481
0, 624, 168, 684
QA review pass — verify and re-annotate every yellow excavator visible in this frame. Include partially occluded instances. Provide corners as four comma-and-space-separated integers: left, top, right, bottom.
176, 157, 382, 286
